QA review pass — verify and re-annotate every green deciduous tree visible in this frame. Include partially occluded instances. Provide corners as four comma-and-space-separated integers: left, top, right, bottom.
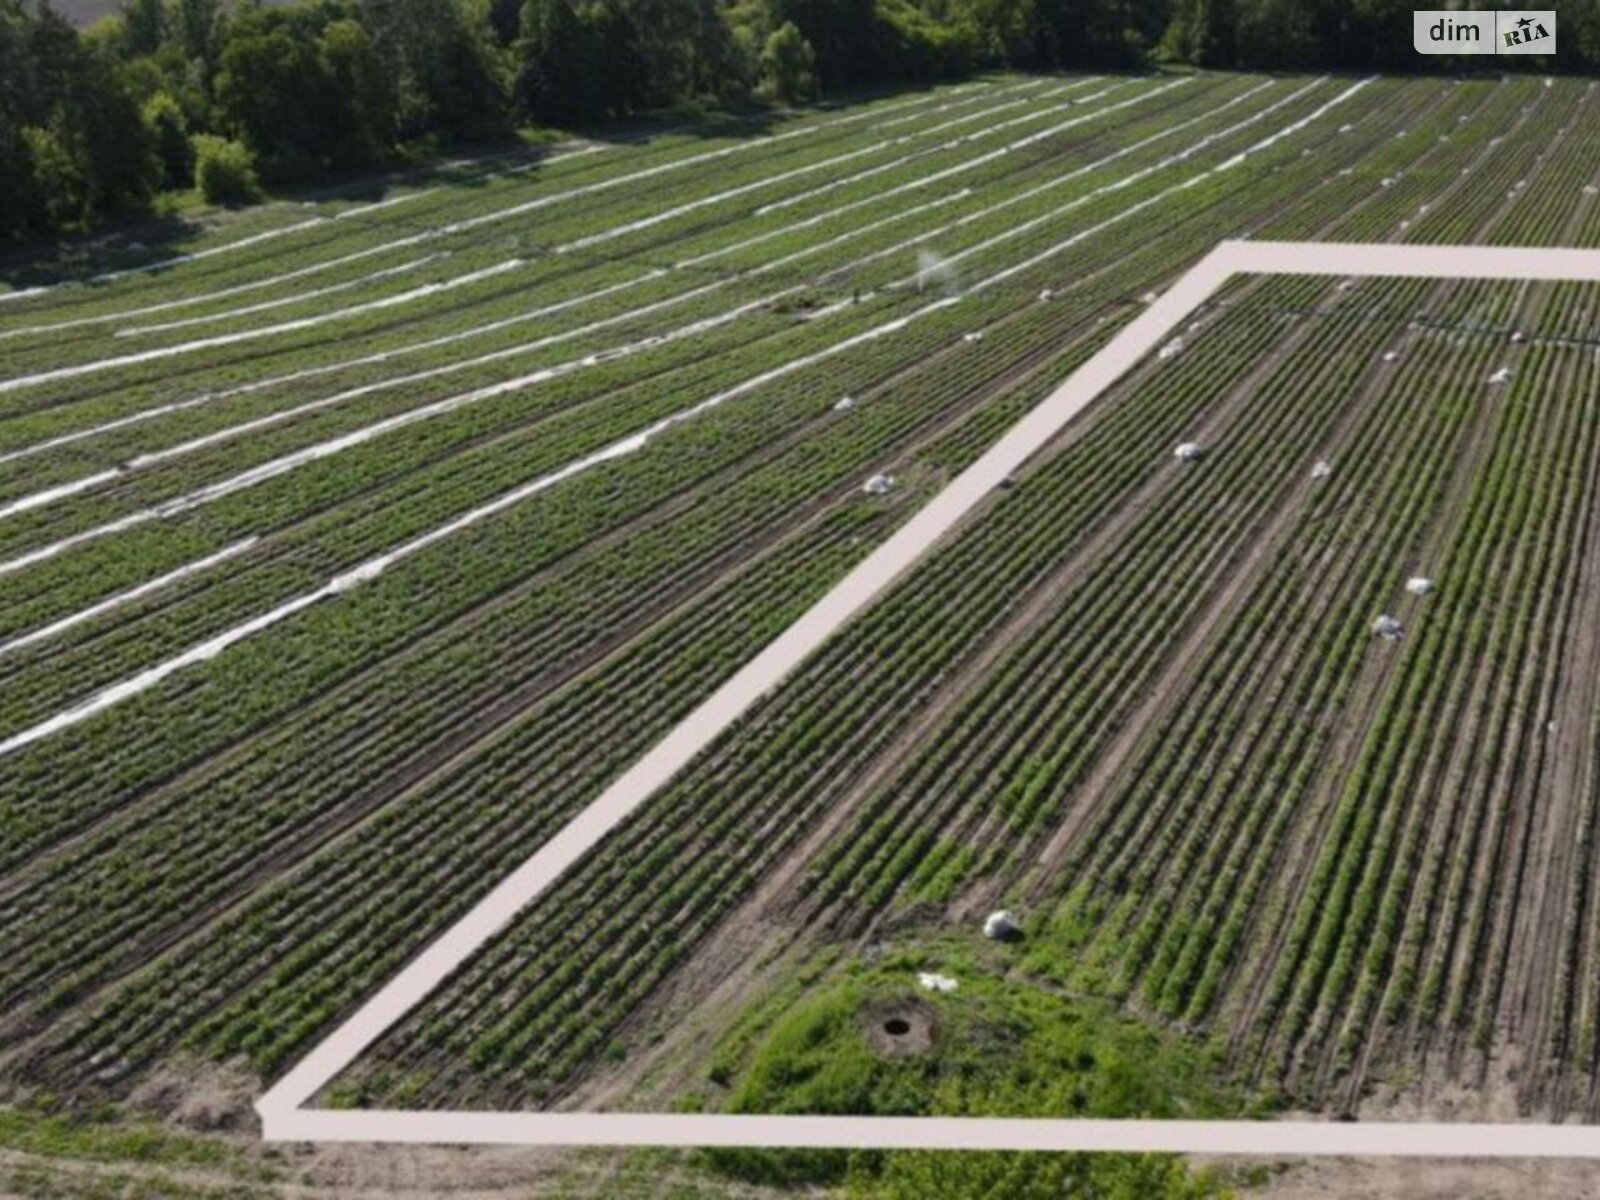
0, 0, 158, 240
513, 0, 601, 122
192, 131, 262, 204
361, 0, 507, 141
170, 0, 222, 65
142, 89, 192, 188
760, 20, 816, 100
317, 18, 392, 165
119, 0, 165, 57
215, 17, 334, 178
7, 0, 1599, 250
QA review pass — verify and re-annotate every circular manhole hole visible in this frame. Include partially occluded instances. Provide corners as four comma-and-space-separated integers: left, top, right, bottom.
863, 1001, 934, 1057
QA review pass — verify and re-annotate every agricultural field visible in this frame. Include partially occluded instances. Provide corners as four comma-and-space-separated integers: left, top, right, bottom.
3, 67, 1600, 1197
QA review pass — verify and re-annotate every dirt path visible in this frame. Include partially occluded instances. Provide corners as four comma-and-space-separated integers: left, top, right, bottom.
1209, 1153, 1600, 1200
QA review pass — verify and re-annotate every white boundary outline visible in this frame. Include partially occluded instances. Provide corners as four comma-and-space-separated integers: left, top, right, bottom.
259, 240, 1600, 1155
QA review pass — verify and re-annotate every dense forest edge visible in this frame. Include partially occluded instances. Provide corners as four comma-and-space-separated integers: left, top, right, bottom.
1, 0, 1597, 248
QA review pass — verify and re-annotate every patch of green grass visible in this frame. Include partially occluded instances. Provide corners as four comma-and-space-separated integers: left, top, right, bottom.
0, 1105, 279, 1200
724, 942, 1240, 1120
0, 1106, 237, 1171
702, 937, 1255, 1195
846, 1148, 1230, 1200
1021, 887, 1138, 1000
706, 947, 842, 1089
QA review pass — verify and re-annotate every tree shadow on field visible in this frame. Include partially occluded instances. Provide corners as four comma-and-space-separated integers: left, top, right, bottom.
0, 76, 993, 295
0, 137, 550, 293
0, 213, 206, 294
0, 126, 591, 291
575, 74, 989, 149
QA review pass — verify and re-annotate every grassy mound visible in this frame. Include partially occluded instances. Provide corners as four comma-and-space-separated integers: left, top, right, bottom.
703, 937, 1257, 1197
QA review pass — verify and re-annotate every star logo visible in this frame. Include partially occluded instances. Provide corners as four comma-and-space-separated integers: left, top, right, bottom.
1517, 15, 1534, 29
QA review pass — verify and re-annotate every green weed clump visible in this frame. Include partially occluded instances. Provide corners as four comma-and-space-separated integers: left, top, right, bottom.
705, 944, 1242, 1197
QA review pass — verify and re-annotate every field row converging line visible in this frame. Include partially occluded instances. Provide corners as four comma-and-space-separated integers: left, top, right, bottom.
0, 296, 959, 758
0, 74, 1204, 465
0, 80, 1106, 385
0, 262, 526, 397
0, 81, 1367, 735
0, 190, 977, 534
0, 77, 1235, 524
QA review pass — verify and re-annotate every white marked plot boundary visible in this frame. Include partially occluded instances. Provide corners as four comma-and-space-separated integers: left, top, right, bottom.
259, 240, 1600, 1156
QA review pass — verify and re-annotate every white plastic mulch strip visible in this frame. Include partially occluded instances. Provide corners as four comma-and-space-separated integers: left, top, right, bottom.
0, 260, 525, 396
1, 145, 604, 302
0, 79, 1370, 749
968, 79, 1375, 294
0, 83, 1092, 463
553, 140, 900, 255
819, 77, 1278, 288
931, 78, 1327, 278
0, 255, 444, 342
320, 83, 1006, 270
0, 470, 124, 521
871, 78, 1050, 131
114, 255, 444, 338
0, 272, 665, 469
799, 75, 1194, 233
754, 82, 1100, 216
0, 79, 1271, 551
0, 295, 960, 758
0, 537, 258, 658
0, 287, 797, 575
0, 74, 1314, 746
1215, 78, 1379, 169
0, 191, 965, 517
751, 78, 1116, 218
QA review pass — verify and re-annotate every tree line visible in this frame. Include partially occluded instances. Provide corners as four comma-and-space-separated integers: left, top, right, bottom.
3, 0, 1598, 245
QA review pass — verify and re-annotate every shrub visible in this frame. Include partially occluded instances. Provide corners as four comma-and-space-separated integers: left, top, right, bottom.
22, 126, 91, 232
142, 92, 193, 190
760, 22, 817, 103
192, 134, 263, 206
